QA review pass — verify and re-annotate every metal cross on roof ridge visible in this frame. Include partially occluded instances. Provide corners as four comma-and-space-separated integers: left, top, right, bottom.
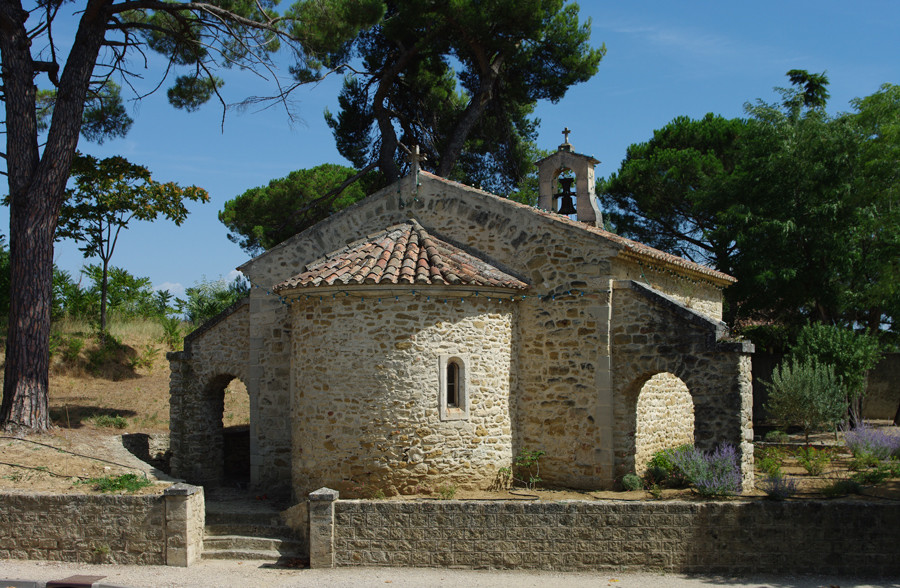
405, 144, 427, 166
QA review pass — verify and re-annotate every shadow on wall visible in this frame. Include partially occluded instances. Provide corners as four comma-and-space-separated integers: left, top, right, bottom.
122, 432, 171, 473
223, 424, 250, 485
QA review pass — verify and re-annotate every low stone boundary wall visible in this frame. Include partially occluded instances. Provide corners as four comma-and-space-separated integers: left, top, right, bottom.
0, 483, 204, 567
309, 489, 900, 576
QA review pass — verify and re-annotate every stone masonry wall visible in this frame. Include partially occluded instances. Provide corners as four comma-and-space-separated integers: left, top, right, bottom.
858, 352, 900, 421
320, 498, 900, 575
237, 172, 742, 491
169, 301, 250, 487
612, 258, 725, 321
239, 185, 409, 491
407, 183, 619, 488
611, 281, 754, 486
0, 485, 204, 566
291, 295, 514, 497
634, 372, 694, 474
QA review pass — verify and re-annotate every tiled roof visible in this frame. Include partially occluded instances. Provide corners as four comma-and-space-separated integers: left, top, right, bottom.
274, 219, 528, 292
420, 171, 736, 284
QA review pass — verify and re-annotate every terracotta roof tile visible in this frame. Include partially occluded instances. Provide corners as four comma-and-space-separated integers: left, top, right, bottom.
275, 220, 528, 292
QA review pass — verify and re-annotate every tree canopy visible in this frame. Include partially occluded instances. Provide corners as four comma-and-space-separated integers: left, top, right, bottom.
219, 163, 371, 255
599, 73, 900, 340
57, 153, 208, 332
0, 1, 378, 432
600, 113, 747, 272
731, 82, 900, 335
301, 0, 604, 197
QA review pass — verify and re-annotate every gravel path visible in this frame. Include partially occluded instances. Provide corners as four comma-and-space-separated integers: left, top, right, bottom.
1, 560, 896, 588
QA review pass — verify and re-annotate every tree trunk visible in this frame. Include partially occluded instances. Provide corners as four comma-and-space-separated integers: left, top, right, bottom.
370, 42, 424, 183
100, 257, 109, 333
0, 194, 57, 432
436, 49, 506, 177
0, 0, 112, 432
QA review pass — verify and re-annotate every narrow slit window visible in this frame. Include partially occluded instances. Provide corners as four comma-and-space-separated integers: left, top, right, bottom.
439, 354, 469, 421
446, 361, 459, 407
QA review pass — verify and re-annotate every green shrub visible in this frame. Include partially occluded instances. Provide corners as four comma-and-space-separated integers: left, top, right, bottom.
791, 323, 882, 426
49, 331, 64, 358
644, 444, 693, 487
621, 473, 643, 491
436, 484, 457, 499
500, 448, 546, 491
756, 446, 785, 477
79, 473, 150, 493
87, 332, 124, 371
54, 265, 173, 324
764, 359, 846, 444
63, 336, 85, 363
851, 465, 894, 485
795, 446, 831, 476
159, 316, 183, 350
513, 448, 545, 490
821, 479, 862, 498
764, 430, 789, 443
88, 414, 128, 429
128, 343, 158, 370
179, 276, 249, 326
850, 452, 881, 471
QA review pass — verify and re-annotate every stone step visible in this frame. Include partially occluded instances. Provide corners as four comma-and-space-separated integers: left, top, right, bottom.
204, 522, 296, 538
203, 534, 304, 553
205, 509, 284, 527
203, 495, 306, 564
202, 548, 288, 561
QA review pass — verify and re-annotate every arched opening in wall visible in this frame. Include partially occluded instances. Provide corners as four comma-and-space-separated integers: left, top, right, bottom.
201, 374, 251, 487
634, 372, 694, 475
222, 378, 251, 485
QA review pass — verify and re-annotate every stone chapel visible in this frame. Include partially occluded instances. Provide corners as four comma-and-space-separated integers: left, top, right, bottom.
168, 135, 755, 498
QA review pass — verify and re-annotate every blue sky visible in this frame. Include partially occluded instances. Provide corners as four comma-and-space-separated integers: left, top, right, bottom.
5, 1, 899, 298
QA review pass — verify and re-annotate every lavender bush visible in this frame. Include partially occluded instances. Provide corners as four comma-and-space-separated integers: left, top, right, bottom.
644, 444, 693, 487
672, 443, 743, 497
760, 474, 799, 500
844, 422, 900, 461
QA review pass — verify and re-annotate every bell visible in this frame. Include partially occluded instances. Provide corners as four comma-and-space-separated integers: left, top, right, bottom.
555, 177, 577, 216
557, 193, 577, 216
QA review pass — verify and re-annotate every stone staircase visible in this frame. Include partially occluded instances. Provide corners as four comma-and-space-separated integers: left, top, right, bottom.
203, 490, 307, 566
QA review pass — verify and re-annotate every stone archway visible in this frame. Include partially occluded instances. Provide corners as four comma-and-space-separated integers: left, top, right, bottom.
221, 378, 251, 485
609, 280, 755, 487
188, 373, 253, 488
633, 372, 694, 475
168, 299, 255, 488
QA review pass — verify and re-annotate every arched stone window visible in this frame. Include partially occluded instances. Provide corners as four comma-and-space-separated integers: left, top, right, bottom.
446, 361, 460, 407
439, 355, 469, 421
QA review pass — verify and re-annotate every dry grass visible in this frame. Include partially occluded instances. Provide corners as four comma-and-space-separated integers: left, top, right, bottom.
0, 317, 250, 494
5, 317, 251, 434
